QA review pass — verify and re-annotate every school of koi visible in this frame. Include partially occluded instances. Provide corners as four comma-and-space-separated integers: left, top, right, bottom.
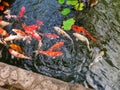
0, 6, 99, 61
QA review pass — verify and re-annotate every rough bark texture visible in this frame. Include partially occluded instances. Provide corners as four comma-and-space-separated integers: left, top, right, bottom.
0, 62, 91, 90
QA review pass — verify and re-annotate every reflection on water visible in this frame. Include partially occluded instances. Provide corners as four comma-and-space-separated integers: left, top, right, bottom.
1, 0, 120, 90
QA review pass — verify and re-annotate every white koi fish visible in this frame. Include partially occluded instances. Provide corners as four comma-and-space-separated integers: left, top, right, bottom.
73, 33, 91, 51
4, 35, 24, 42
89, 51, 105, 67
54, 26, 73, 44
37, 40, 42, 50
9, 48, 32, 60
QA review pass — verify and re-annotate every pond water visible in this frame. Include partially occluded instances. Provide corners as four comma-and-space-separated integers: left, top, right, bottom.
1, 0, 120, 90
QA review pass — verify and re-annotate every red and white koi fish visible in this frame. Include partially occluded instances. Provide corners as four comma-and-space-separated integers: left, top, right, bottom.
12, 29, 26, 36
25, 30, 41, 40
54, 26, 73, 44
4, 35, 24, 42
9, 48, 32, 60
22, 24, 40, 31
12, 29, 32, 43
39, 33, 59, 39
48, 42, 64, 51
0, 20, 11, 28
73, 33, 91, 51
72, 25, 98, 42
34, 50, 63, 57
17, 6, 25, 21
0, 27, 9, 37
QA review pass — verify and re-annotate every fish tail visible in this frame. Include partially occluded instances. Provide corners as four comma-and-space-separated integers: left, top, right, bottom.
86, 40, 91, 51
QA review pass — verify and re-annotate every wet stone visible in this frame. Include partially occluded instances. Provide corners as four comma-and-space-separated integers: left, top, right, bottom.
0, 66, 10, 79
8, 70, 18, 85
17, 68, 35, 89
32, 84, 42, 90
41, 80, 58, 90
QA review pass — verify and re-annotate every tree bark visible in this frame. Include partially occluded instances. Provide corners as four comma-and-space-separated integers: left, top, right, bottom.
0, 62, 91, 90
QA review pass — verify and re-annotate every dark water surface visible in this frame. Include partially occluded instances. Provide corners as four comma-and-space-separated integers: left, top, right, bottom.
1, 0, 120, 90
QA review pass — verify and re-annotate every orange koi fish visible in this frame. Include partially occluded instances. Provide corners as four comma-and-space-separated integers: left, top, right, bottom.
12, 29, 26, 36
25, 30, 41, 40
17, 6, 25, 21
9, 44, 23, 54
0, 27, 9, 37
22, 24, 40, 31
0, 6, 4, 11
39, 33, 59, 39
9, 48, 32, 60
72, 25, 98, 42
2, 1, 9, 7
48, 42, 64, 51
34, 50, 63, 57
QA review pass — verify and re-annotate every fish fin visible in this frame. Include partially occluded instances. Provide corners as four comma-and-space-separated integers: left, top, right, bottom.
10, 40, 13, 43
76, 38, 78, 41
11, 55, 14, 59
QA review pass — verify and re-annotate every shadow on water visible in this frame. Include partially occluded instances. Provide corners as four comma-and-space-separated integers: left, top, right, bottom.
0, 0, 120, 90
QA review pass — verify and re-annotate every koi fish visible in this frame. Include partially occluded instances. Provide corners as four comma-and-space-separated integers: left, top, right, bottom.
12, 29, 32, 43
9, 48, 32, 60
2, 1, 9, 7
22, 24, 40, 31
3, 9, 10, 15
89, 51, 104, 67
34, 50, 63, 57
39, 33, 59, 39
37, 40, 42, 50
0, 27, 9, 37
0, 20, 11, 28
87, 0, 98, 7
25, 30, 41, 40
54, 26, 73, 44
12, 29, 26, 36
0, 6, 4, 11
72, 25, 98, 42
4, 35, 24, 42
73, 33, 91, 51
9, 44, 24, 54
48, 42, 64, 51
17, 6, 25, 21
36, 20, 44, 25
